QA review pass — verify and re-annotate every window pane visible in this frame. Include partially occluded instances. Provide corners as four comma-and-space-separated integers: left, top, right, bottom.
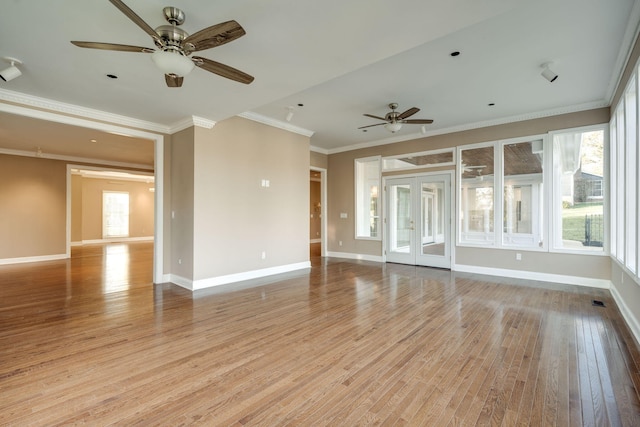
103, 192, 129, 238
383, 149, 454, 171
625, 81, 637, 272
552, 130, 605, 252
503, 140, 544, 248
616, 107, 625, 261
355, 158, 380, 238
460, 146, 495, 245
610, 114, 617, 258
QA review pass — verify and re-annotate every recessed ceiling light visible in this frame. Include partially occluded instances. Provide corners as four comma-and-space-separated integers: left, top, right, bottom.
106, 74, 118, 79
488, 103, 495, 106
297, 103, 304, 107
90, 139, 97, 143
450, 51, 460, 57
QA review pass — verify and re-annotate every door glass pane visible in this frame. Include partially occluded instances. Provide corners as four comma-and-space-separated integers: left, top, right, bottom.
389, 184, 411, 253
421, 182, 445, 256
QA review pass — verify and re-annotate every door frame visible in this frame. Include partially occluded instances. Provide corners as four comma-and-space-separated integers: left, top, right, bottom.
382, 170, 455, 268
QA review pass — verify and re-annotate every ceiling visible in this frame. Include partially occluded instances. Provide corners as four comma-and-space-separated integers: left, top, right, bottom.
0, 0, 638, 167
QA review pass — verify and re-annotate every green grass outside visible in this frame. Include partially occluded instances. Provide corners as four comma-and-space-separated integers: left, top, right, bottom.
562, 202, 603, 243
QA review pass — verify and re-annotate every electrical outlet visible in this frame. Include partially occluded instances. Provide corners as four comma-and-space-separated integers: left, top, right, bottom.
516, 253, 522, 261
339, 240, 343, 246
261, 251, 266, 260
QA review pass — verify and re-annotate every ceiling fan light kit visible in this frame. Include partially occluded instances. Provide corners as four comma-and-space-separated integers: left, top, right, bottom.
70, 0, 254, 87
385, 122, 402, 133
151, 50, 194, 76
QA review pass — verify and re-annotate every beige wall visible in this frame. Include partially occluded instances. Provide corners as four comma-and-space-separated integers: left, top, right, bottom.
0, 154, 66, 259
71, 174, 83, 242
192, 116, 310, 281
311, 150, 328, 169
70, 175, 154, 242
456, 247, 611, 281
326, 108, 610, 280
170, 127, 195, 280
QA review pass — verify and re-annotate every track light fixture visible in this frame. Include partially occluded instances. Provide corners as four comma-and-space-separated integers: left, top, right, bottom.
0, 57, 22, 82
541, 62, 558, 83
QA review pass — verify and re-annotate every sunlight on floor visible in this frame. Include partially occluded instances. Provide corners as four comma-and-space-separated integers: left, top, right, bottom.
103, 244, 130, 293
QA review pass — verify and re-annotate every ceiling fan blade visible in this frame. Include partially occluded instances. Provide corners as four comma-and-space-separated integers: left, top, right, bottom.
358, 123, 387, 129
183, 21, 246, 53
109, 0, 161, 45
363, 114, 387, 121
71, 41, 153, 53
402, 119, 434, 124
192, 56, 254, 84
398, 107, 420, 120
165, 74, 183, 87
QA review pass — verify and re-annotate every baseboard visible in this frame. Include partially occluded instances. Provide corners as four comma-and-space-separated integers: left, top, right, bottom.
0, 253, 68, 265
609, 283, 640, 347
325, 251, 383, 263
81, 236, 154, 245
169, 261, 312, 291
169, 274, 193, 290
453, 263, 612, 289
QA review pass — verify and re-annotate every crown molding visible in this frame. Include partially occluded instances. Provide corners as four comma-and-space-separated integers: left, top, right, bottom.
310, 145, 329, 155
0, 147, 153, 170
0, 89, 170, 134
169, 115, 216, 133
238, 112, 315, 137
326, 100, 610, 154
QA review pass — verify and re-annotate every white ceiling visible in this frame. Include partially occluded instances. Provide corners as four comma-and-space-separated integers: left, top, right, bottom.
0, 0, 638, 165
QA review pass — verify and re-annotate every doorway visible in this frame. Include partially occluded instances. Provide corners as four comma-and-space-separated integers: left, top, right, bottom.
385, 173, 452, 268
310, 167, 327, 259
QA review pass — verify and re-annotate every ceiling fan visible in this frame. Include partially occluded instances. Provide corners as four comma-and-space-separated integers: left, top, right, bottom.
71, 0, 254, 87
358, 103, 433, 133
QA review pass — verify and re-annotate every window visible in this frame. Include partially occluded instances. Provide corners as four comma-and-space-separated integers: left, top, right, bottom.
355, 157, 381, 239
459, 145, 495, 245
103, 191, 129, 238
458, 131, 607, 253
502, 140, 544, 248
610, 62, 640, 284
551, 128, 605, 252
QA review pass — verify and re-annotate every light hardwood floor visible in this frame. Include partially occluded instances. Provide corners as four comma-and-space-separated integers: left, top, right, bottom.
1, 242, 639, 425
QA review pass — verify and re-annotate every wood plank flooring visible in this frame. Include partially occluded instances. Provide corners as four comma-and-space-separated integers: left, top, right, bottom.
1, 242, 639, 425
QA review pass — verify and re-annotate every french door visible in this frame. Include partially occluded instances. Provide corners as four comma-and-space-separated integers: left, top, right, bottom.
385, 174, 452, 268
